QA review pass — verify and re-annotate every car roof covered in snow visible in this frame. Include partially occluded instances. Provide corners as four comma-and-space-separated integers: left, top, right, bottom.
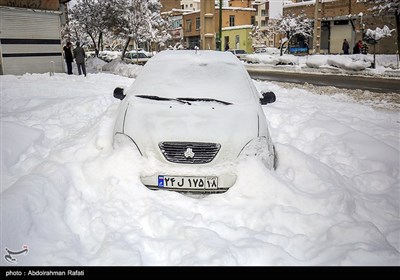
126, 50, 258, 104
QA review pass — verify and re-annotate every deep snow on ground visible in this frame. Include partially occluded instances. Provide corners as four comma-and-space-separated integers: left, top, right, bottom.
1, 68, 399, 265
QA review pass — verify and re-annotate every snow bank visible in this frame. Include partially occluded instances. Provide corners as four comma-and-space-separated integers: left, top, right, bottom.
306, 55, 371, 71
247, 54, 298, 65
1, 72, 399, 266
326, 56, 371, 71
86, 57, 107, 71
249, 53, 399, 74
101, 58, 143, 78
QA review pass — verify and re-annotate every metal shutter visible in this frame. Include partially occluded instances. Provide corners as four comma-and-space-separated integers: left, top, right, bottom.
0, 7, 64, 75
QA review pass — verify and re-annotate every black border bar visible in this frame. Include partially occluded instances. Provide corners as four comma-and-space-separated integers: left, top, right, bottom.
2, 53, 62, 58
1, 39, 61, 45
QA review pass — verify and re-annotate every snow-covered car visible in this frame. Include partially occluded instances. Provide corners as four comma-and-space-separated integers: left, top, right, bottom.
112, 50, 276, 193
227, 49, 247, 61
124, 51, 150, 65
254, 47, 280, 55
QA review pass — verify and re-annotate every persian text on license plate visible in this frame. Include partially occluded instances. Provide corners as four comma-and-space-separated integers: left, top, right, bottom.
158, 175, 218, 189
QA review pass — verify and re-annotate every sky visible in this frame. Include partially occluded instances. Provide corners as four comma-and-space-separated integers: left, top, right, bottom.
1, 56, 399, 266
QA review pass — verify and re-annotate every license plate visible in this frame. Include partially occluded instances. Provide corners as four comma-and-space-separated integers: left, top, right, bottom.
158, 175, 218, 190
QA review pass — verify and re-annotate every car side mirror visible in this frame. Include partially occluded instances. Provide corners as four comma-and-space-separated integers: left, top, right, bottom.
260, 91, 276, 105
114, 87, 125, 100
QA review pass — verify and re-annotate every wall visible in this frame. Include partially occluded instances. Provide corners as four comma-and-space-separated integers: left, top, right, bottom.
218, 8, 255, 28
222, 27, 253, 53
159, 0, 181, 12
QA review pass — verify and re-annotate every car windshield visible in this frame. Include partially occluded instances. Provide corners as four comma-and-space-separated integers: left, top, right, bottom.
129, 50, 256, 105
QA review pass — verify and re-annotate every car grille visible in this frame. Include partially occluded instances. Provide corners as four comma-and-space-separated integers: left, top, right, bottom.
159, 142, 221, 164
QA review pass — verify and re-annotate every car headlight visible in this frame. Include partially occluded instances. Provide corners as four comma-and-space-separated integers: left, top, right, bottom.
113, 133, 142, 156
238, 137, 275, 170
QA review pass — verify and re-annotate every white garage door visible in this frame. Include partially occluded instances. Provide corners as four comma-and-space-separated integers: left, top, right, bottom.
0, 7, 64, 75
330, 21, 353, 54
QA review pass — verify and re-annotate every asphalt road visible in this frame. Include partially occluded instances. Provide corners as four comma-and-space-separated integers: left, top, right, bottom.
247, 69, 400, 93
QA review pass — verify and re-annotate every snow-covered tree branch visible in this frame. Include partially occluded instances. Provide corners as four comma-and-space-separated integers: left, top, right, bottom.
277, 14, 312, 56
66, 0, 168, 58
359, 0, 400, 61
365, 25, 395, 41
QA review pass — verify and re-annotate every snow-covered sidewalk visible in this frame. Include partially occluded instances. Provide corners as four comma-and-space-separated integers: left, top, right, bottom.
245, 53, 400, 78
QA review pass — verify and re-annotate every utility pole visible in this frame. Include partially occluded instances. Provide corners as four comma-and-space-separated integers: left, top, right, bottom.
200, 0, 216, 50
313, 0, 322, 54
218, 0, 222, 51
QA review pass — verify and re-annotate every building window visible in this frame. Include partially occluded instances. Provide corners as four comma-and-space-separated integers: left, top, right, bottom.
229, 15, 235, 27
172, 19, 182, 29
334, 20, 349, 25
186, 19, 192, 32
196, 17, 200, 30
261, 20, 266, 27
251, 16, 255, 26
261, 10, 266, 16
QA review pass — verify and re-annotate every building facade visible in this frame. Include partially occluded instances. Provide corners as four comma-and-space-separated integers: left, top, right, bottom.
283, 0, 398, 54
160, 0, 181, 13
182, 6, 255, 50
0, 0, 69, 75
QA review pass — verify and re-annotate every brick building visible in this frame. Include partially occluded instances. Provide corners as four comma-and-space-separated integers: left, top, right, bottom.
160, 0, 181, 13
182, 6, 255, 50
283, 0, 397, 54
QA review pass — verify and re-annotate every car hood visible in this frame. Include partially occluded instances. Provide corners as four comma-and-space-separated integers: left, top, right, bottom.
123, 100, 259, 163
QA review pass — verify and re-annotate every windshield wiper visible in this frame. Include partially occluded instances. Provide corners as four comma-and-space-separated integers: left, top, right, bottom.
177, 97, 232, 105
135, 95, 191, 105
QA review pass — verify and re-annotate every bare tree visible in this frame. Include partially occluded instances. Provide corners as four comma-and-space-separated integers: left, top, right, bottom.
68, 0, 107, 56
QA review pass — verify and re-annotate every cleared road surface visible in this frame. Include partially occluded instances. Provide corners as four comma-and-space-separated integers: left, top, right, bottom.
247, 69, 400, 93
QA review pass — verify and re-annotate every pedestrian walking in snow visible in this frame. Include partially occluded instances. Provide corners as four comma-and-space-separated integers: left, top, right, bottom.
225, 42, 230, 51
342, 39, 349, 54
63, 42, 73, 75
73, 42, 86, 77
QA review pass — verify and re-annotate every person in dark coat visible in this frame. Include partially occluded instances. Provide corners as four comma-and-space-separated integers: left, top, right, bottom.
63, 42, 73, 75
73, 42, 86, 77
361, 42, 369, 54
342, 39, 349, 54
225, 42, 230, 51
353, 40, 363, 54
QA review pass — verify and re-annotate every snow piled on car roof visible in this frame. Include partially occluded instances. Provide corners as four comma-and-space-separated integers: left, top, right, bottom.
128, 50, 258, 104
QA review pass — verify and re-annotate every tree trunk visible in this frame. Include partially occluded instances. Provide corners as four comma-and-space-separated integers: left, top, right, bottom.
97, 32, 103, 52
136, 39, 139, 65
88, 33, 98, 57
122, 37, 131, 61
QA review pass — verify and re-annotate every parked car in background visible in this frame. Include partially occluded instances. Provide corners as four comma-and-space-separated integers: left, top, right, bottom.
112, 50, 277, 194
254, 47, 280, 55
124, 51, 150, 65
227, 49, 247, 61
